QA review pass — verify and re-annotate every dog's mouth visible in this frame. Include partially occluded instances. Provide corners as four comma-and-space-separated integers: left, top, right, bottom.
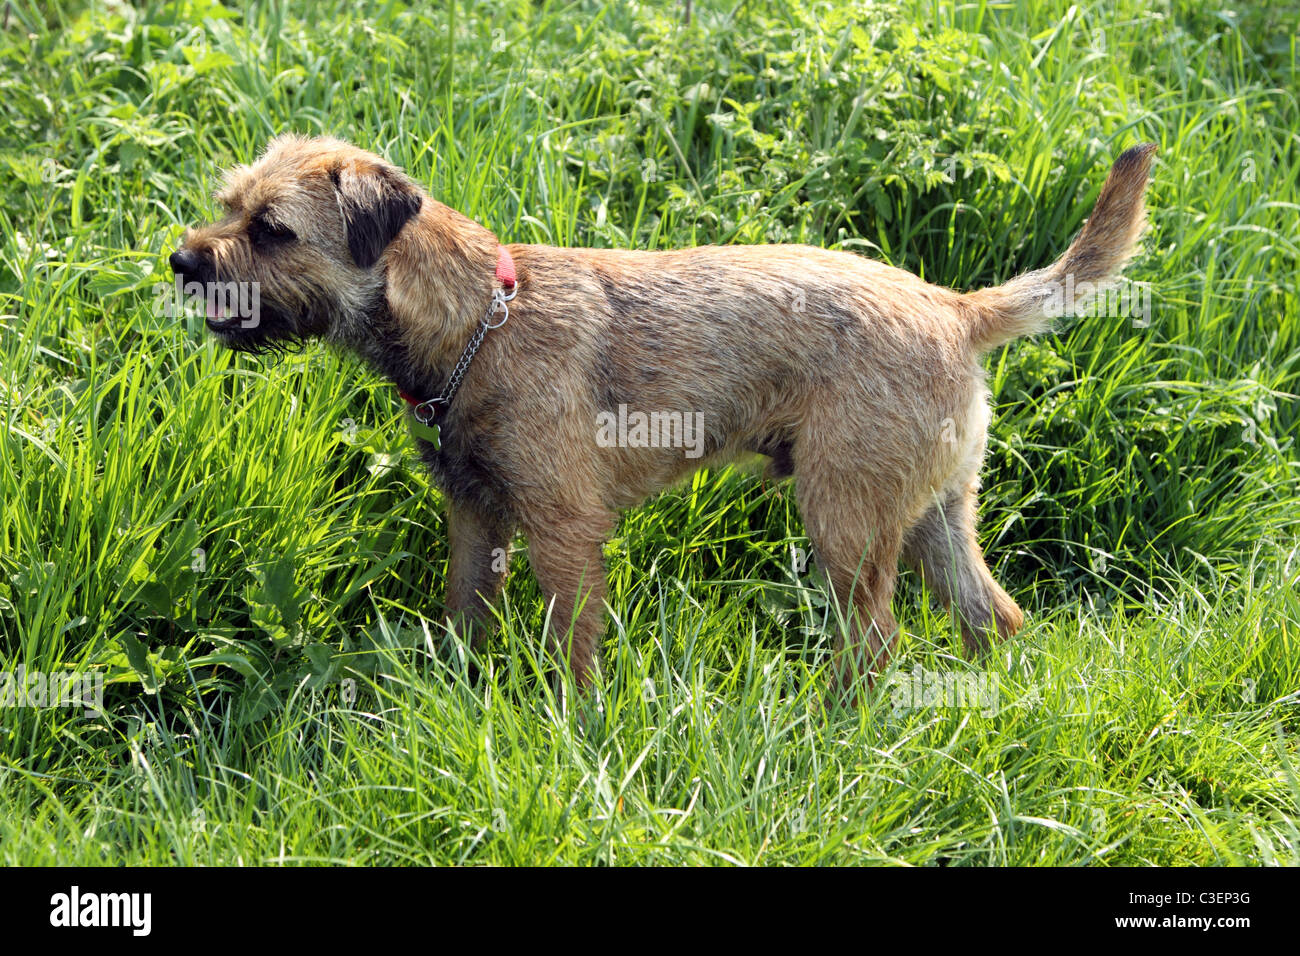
202, 295, 314, 358
204, 299, 243, 332
170, 268, 261, 332
171, 262, 326, 356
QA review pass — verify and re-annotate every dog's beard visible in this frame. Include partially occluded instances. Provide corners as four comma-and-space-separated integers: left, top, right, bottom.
208, 302, 309, 359
198, 281, 327, 360
213, 332, 307, 361
188, 269, 379, 366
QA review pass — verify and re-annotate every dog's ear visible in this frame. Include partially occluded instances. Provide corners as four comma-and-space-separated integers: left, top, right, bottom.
331, 161, 422, 268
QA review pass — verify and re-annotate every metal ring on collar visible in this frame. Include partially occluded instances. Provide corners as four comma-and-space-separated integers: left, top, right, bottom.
483, 291, 510, 330
414, 400, 439, 425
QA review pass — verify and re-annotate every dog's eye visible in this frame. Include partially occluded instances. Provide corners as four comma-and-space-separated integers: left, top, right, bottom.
251, 218, 296, 247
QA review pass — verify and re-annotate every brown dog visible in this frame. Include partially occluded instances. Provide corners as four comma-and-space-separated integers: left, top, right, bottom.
170, 135, 1156, 697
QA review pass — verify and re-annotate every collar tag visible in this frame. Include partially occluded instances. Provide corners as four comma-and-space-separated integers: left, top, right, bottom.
405, 415, 441, 450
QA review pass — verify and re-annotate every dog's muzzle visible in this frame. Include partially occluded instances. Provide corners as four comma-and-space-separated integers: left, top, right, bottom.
168, 247, 242, 331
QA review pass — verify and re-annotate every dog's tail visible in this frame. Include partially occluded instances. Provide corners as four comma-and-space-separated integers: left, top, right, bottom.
960, 143, 1157, 352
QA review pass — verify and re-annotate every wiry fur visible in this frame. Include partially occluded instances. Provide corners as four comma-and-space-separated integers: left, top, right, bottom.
173, 134, 1157, 699
962, 143, 1158, 349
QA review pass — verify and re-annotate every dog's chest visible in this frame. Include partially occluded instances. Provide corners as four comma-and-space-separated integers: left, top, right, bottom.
414, 418, 512, 515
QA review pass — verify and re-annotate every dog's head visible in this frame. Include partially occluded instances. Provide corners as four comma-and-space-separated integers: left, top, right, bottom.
169, 134, 423, 354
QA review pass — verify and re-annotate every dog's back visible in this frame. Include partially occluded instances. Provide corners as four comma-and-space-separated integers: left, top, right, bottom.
496, 144, 1157, 511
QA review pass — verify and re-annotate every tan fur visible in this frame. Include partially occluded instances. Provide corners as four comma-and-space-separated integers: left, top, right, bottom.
173, 135, 1157, 699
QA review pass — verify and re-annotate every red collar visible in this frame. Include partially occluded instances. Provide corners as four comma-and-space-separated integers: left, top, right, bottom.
493, 244, 517, 290
397, 246, 516, 417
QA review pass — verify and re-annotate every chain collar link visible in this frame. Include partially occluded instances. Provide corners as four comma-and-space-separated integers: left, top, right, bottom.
412, 282, 517, 425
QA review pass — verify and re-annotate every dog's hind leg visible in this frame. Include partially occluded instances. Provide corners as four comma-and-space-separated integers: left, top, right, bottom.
901, 485, 1023, 655
794, 455, 905, 702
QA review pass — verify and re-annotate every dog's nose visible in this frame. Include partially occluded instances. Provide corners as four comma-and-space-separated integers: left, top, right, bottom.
169, 248, 199, 275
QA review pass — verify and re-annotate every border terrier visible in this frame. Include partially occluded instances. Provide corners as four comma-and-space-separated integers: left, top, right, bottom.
170, 135, 1156, 698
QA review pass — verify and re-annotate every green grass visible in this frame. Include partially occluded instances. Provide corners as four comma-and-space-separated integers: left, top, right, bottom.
0, 0, 1297, 865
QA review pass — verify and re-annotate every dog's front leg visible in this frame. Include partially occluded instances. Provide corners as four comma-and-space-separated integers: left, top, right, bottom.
443, 499, 514, 645
522, 510, 615, 687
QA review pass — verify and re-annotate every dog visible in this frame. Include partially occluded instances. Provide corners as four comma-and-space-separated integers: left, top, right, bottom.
170, 134, 1156, 698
